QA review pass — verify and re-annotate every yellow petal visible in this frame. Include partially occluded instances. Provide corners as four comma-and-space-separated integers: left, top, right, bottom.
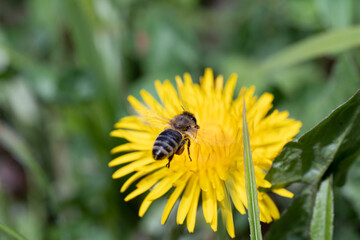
213, 172, 225, 202
177, 175, 197, 224
202, 187, 215, 223
220, 192, 235, 238
201, 68, 214, 95
259, 199, 272, 223
259, 194, 280, 223
120, 162, 164, 192
139, 194, 153, 217
175, 75, 184, 89
226, 177, 246, 214
128, 95, 151, 117
161, 172, 192, 224
140, 90, 163, 112
147, 171, 184, 201
124, 187, 150, 202
209, 193, 218, 232
114, 116, 144, 130
234, 86, 256, 114
254, 167, 271, 188
112, 157, 154, 179
110, 129, 152, 143
199, 170, 211, 191
124, 168, 168, 201
272, 188, 294, 198
186, 184, 201, 233
231, 171, 248, 208
155, 80, 182, 117
109, 151, 145, 167
110, 143, 134, 154
215, 75, 224, 95
110, 143, 149, 154
252, 152, 273, 169
183, 72, 193, 85
249, 93, 274, 125
264, 194, 280, 220
224, 73, 237, 106
121, 171, 145, 193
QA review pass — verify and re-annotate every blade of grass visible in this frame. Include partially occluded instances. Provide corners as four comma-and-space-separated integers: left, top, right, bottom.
259, 25, 360, 74
0, 222, 27, 240
243, 100, 262, 240
310, 176, 334, 240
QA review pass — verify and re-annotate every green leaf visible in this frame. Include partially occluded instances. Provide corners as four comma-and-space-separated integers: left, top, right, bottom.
265, 185, 317, 240
0, 222, 27, 240
259, 26, 360, 73
266, 177, 333, 240
266, 89, 360, 188
310, 176, 334, 240
243, 100, 262, 240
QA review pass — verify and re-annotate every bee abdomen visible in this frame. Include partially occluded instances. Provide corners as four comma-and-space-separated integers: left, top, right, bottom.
152, 129, 182, 160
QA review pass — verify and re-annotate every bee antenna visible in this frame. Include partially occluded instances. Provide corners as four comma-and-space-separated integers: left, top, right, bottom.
181, 105, 185, 111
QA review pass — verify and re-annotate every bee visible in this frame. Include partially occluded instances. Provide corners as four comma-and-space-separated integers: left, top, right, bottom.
152, 111, 199, 168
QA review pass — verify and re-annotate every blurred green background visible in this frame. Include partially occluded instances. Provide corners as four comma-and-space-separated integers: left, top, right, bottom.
0, 0, 360, 239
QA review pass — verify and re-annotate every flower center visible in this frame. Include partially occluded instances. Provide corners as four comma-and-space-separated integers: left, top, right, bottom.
184, 120, 240, 172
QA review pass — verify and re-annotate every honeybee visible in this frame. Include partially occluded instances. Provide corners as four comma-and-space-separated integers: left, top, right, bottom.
152, 111, 199, 167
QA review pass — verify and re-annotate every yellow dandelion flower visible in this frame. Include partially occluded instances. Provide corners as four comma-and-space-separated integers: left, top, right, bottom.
110, 68, 302, 238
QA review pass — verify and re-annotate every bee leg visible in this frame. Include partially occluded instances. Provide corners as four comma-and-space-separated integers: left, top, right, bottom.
186, 138, 192, 162
166, 154, 174, 168
175, 141, 186, 155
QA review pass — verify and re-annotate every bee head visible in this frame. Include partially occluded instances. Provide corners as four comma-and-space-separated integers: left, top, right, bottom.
170, 111, 199, 136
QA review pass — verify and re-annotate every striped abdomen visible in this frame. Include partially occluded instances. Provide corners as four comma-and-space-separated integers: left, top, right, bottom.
152, 129, 183, 160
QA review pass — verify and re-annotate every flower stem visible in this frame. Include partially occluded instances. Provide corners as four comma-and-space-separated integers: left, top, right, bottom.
242, 100, 262, 240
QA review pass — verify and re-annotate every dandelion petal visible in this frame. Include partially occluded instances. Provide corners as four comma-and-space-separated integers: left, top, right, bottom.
161, 172, 192, 224
177, 175, 198, 224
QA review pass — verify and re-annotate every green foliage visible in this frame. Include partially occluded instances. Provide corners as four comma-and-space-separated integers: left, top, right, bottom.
0, 0, 360, 239
265, 177, 334, 240
266, 90, 360, 187
265, 90, 360, 239
265, 185, 317, 240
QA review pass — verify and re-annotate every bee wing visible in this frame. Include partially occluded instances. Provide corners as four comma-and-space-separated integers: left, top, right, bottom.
138, 110, 171, 130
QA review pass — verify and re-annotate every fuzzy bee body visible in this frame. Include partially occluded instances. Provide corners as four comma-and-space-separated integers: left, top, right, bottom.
152, 129, 183, 161
152, 111, 199, 167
